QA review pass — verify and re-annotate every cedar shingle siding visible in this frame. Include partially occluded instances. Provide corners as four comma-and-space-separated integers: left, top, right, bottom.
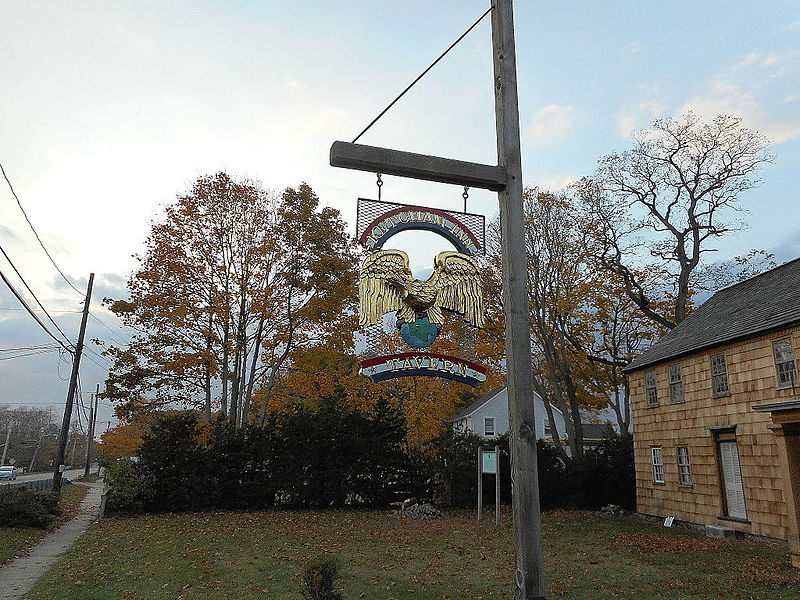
627, 258, 800, 555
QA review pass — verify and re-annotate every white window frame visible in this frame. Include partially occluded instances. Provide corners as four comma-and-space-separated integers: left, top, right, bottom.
669, 364, 684, 404
710, 354, 730, 397
772, 339, 797, 388
483, 417, 495, 437
645, 370, 658, 407
651, 447, 665, 484
677, 446, 692, 486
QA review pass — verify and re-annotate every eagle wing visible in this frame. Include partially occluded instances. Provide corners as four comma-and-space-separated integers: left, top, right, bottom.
429, 251, 484, 328
359, 249, 411, 327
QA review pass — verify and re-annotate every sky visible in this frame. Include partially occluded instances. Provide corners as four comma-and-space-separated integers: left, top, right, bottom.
1, 1, 798, 431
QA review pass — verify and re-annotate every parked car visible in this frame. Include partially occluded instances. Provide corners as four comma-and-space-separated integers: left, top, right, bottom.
0, 466, 17, 480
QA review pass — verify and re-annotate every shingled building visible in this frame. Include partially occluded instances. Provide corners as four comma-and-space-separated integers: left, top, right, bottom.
625, 258, 800, 567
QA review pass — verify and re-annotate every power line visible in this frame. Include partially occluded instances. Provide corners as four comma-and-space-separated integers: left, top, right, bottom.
352, 5, 494, 143
0, 243, 74, 345
0, 162, 83, 296
0, 348, 60, 361
0, 266, 74, 354
88, 310, 130, 346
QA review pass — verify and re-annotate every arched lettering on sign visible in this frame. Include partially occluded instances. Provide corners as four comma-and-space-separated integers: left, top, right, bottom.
359, 206, 482, 255
359, 352, 487, 387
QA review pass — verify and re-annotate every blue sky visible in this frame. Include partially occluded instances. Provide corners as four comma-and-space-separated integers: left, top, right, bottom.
1, 1, 798, 427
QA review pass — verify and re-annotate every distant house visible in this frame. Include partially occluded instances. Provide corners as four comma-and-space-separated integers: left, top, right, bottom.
625, 258, 800, 568
450, 386, 613, 449
450, 387, 566, 440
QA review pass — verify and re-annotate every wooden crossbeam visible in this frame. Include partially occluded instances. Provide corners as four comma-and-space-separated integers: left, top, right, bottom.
330, 141, 507, 191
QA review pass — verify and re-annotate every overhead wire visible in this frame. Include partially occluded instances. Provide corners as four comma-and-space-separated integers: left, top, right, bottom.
0, 162, 84, 296
0, 266, 74, 354
0, 162, 130, 349
0, 243, 74, 346
352, 5, 494, 143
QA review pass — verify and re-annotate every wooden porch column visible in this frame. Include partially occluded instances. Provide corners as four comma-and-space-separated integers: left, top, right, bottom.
768, 420, 800, 568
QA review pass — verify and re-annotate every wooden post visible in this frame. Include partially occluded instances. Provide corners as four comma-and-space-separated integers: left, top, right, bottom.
53, 273, 94, 494
491, 1, 546, 598
477, 446, 483, 521
495, 444, 501, 525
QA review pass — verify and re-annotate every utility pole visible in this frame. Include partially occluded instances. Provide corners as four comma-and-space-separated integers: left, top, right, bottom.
53, 273, 94, 494
491, 2, 545, 598
84, 384, 99, 476
1, 422, 11, 465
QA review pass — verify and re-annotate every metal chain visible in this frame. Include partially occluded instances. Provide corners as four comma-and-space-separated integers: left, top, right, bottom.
376, 173, 383, 201
463, 186, 469, 213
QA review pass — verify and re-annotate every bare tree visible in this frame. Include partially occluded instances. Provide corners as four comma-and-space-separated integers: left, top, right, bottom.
577, 113, 771, 328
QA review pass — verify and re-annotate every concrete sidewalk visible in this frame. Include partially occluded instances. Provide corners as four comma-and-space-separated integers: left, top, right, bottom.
0, 481, 104, 600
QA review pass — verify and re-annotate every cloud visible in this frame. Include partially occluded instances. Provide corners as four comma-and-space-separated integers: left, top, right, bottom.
680, 81, 800, 143
782, 19, 800, 31
537, 174, 577, 191
618, 100, 668, 138
529, 104, 574, 145
623, 42, 641, 55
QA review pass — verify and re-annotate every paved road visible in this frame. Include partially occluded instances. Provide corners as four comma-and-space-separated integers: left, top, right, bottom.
0, 468, 87, 487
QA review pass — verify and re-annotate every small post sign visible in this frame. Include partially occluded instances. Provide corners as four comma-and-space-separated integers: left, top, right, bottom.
477, 446, 501, 525
482, 450, 497, 474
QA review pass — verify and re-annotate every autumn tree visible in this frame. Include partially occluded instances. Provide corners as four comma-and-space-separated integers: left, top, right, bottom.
486, 190, 609, 460
105, 173, 358, 426
576, 113, 771, 329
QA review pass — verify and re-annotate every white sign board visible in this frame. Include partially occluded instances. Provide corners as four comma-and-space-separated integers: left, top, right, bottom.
482, 450, 497, 474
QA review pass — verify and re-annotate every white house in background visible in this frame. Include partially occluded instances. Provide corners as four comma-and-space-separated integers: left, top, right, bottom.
450, 386, 568, 440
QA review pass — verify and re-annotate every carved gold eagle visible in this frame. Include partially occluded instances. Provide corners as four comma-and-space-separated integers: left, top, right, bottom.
359, 249, 484, 329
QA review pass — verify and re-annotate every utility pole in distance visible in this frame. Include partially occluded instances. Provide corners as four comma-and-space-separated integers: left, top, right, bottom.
53, 273, 94, 494
84, 383, 99, 476
1, 422, 11, 465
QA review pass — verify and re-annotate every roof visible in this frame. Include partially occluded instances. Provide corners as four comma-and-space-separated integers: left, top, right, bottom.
449, 387, 505, 422
449, 385, 561, 422
626, 257, 800, 372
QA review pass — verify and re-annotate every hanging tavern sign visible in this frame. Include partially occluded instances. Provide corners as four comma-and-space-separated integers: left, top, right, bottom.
354, 197, 488, 385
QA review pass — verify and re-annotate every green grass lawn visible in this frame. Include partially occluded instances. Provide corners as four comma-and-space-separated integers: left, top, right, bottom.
0, 483, 90, 565
19, 507, 800, 600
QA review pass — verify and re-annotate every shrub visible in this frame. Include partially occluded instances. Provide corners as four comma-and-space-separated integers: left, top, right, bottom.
104, 458, 157, 513
299, 556, 344, 600
0, 488, 61, 528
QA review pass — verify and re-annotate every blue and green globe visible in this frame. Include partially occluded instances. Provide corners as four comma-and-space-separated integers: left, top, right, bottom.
400, 316, 440, 348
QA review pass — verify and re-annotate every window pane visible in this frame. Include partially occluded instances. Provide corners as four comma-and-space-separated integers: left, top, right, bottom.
773, 340, 797, 386
677, 447, 692, 485
645, 370, 658, 406
652, 447, 664, 483
711, 355, 729, 395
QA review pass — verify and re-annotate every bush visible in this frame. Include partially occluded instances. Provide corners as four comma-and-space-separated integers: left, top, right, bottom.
0, 488, 61, 528
104, 458, 157, 513
299, 556, 344, 600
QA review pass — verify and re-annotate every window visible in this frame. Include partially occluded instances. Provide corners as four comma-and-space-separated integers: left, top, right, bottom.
669, 364, 684, 403
772, 339, 797, 388
645, 370, 658, 406
677, 446, 692, 486
651, 447, 665, 484
483, 417, 495, 437
711, 354, 730, 396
